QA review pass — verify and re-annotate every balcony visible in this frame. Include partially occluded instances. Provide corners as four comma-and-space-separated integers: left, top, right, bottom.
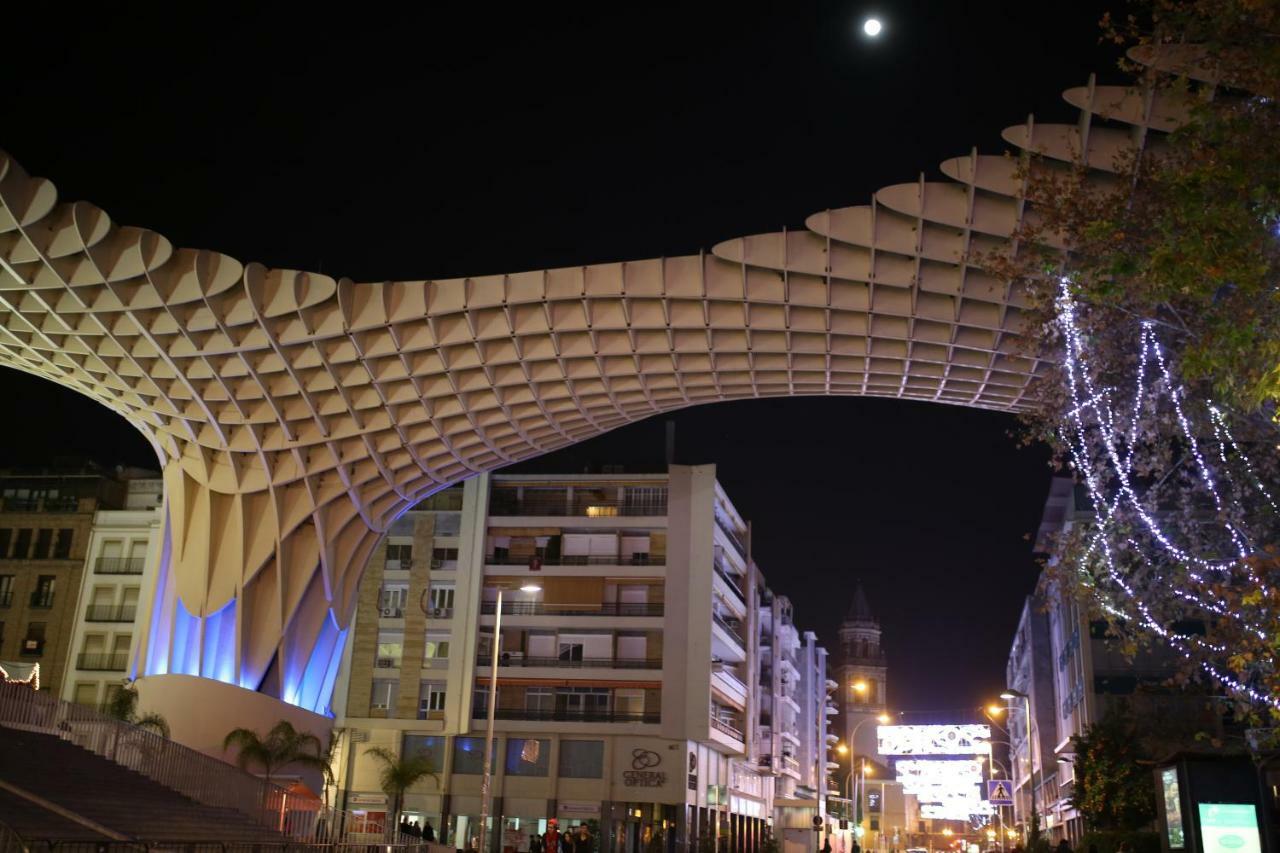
485, 553, 663, 567
714, 514, 747, 558
711, 666, 749, 708
95, 557, 145, 575
480, 601, 663, 618
478, 654, 662, 670
374, 656, 402, 669
712, 612, 745, 646
430, 559, 456, 571
471, 706, 660, 724
710, 714, 745, 743
85, 604, 137, 622
77, 653, 129, 671
713, 557, 745, 602
488, 497, 667, 518
29, 592, 54, 609
782, 754, 801, 775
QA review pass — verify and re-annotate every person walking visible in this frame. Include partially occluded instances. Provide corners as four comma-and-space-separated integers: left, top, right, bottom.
573, 824, 593, 853
1055, 839, 1072, 853
543, 819, 562, 853
422, 821, 435, 843
821, 835, 833, 853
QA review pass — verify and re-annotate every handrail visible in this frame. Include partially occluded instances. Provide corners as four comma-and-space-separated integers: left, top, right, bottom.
470, 706, 660, 723
488, 498, 667, 518
84, 605, 137, 623
479, 601, 663, 617
94, 557, 145, 575
484, 554, 663, 567
0, 683, 415, 845
477, 655, 662, 669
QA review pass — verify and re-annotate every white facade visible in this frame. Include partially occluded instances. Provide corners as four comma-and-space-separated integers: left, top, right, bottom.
329, 464, 835, 852
60, 478, 165, 708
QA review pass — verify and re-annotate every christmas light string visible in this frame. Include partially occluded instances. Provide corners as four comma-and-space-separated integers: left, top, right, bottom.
1055, 279, 1278, 709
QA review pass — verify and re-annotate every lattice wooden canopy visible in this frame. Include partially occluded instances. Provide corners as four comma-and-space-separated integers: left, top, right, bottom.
0, 72, 1188, 710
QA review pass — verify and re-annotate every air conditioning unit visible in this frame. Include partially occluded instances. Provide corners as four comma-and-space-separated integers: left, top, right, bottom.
372, 702, 390, 710
381, 607, 401, 618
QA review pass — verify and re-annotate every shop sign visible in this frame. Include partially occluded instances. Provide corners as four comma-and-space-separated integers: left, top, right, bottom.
558, 802, 601, 819
688, 751, 697, 791
349, 793, 387, 805
623, 748, 667, 787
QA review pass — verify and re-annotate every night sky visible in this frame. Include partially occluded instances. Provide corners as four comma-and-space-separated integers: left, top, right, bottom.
2, 2, 1123, 712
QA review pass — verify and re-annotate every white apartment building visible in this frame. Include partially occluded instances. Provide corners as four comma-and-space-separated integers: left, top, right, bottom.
330, 464, 834, 853
60, 477, 165, 708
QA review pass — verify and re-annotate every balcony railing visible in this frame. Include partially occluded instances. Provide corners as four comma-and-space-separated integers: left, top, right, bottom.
472, 706, 660, 724
715, 514, 747, 558
95, 557, 145, 575
480, 601, 664, 617
485, 553, 662, 567
28, 592, 54, 609
0, 591, 11, 608
712, 612, 745, 646
77, 653, 129, 671
85, 604, 137, 622
711, 715, 745, 741
478, 654, 662, 670
3, 496, 82, 513
488, 498, 667, 518
713, 558, 745, 601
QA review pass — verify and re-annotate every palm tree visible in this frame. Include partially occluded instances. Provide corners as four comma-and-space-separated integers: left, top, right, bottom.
365, 746, 439, 835
104, 680, 170, 738
223, 720, 328, 785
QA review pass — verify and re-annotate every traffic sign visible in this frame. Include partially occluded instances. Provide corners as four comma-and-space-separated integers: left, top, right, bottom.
987, 780, 1013, 805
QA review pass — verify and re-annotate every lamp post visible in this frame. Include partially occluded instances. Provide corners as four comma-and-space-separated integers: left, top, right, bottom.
1000, 690, 1036, 847
478, 582, 541, 852
986, 747, 1010, 852
842, 708, 889, 833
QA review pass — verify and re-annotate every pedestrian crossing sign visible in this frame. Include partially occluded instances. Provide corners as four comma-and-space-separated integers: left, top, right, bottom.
988, 780, 1013, 805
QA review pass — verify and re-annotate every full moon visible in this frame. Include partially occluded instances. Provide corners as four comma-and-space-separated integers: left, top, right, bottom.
863, 18, 883, 36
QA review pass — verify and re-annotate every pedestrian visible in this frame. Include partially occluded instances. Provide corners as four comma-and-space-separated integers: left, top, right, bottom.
822, 835, 833, 853
1056, 839, 1072, 853
561, 827, 575, 853
574, 824, 593, 853
411, 820, 423, 839
529, 834, 541, 853
849, 836, 859, 853
543, 819, 561, 853
423, 821, 436, 843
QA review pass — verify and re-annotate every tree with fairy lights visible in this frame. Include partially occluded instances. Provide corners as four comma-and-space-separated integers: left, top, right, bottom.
985, 0, 1280, 718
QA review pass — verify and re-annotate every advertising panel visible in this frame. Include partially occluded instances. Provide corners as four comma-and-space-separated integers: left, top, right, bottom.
1197, 803, 1261, 853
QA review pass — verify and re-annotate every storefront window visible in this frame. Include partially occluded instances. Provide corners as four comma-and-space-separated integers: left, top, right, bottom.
505, 738, 551, 776
454, 736, 497, 774
558, 739, 604, 778
402, 734, 445, 770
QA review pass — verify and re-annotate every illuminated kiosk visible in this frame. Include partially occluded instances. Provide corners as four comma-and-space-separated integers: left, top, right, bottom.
0, 68, 1187, 748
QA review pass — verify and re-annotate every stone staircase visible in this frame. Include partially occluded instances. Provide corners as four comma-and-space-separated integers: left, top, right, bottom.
0, 726, 289, 843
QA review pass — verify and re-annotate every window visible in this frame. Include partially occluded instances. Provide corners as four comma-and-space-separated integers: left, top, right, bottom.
426, 585, 454, 614
431, 548, 458, 569
32, 576, 55, 608
402, 734, 445, 768
375, 631, 403, 668
33, 529, 52, 559
558, 740, 604, 778
53, 529, 73, 559
22, 622, 45, 656
13, 529, 32, 559
504, 738, 550, 777
556, 687, 609, 716
73, 683, 98, 707
378, 583, 408, 616
386, 543, 413, 567
558, 641, 584, 662
0, 529, 10, 557
453, 737, 496, 774
417, 682, 446, 719
423, 632, 450, 660
370, 678, 398, 710
525, 687, 554, 713
0, 575, 12, 607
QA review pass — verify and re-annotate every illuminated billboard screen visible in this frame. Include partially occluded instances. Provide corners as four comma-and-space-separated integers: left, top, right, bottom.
1160, 768, 1184, 849
1197, 803, 1261, 853
877, 724, 991, 756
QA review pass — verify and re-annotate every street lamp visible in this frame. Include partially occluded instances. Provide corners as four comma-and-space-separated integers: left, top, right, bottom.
843, 711, 890, 829
1001, 689, 1036, 846
478, 582, 542, 852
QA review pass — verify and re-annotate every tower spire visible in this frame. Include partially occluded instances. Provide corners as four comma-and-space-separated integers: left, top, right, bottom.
846, 579, 876, 623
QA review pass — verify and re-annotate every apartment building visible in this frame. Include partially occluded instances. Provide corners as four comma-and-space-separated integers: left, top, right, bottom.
331, 464, 833, 853
60, 477, 165, 708
0, 465, 135, 695
1009, 477, 1227, 845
